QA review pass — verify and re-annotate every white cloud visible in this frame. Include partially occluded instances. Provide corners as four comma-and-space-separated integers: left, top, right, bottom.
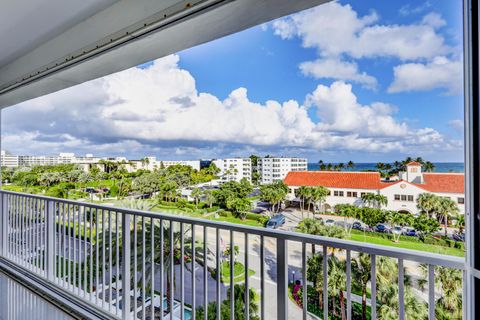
270, 2, 462, 94
299, 58, 377, 89
388, 56, 463, 94
3, 55, 458, 157
449, 119, 464, 133
272, 2, 450, 61
399, 1, 432, 17
306, 81, 407, 137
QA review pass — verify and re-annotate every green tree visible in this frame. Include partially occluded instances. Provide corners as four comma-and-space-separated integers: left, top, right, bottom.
295, 186, 311, 218
226, 197, 252, 220
311, 186, 330, 214
260, 181, 288, 213
437, 197, 459, 237
417, 193, 438, 218
195, 284, 260, 320
335, 204, 360, 236
386, 211, 413, 242
203, 189, 216, 209
359, 207, 386, 229
352, 253, 371, 320
413, 214, 440, 241
191, 188, 204, 208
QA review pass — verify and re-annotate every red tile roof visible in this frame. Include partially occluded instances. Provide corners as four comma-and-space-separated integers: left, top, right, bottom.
284, 171, 384, 190
419, 173, 464, 193
284, 171, 465, 194
406, 161, 422, 166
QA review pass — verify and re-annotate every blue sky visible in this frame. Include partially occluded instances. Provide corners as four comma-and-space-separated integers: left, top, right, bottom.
3, 0, 465, 163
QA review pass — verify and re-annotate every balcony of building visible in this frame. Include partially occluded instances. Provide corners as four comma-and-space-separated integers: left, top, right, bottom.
0, 0, 478, 319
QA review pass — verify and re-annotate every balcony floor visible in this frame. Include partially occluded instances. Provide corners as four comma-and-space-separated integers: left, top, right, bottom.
0, 270, 76, 320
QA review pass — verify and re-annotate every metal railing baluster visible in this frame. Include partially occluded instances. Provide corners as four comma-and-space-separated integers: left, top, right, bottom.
203, 226, 208, 320
141, 216, 146, 320
150, 217, 155, 320
398, 258, 405, 320
170, 221, 174, 320
229, 230, 234, 320
323, 245, 328, 320
302, 242, 307, 320
277, 238, 287, 320
428, 264, 435, 320
108, 210, 112, 313
216, 228, 220, 320
116, 211, 120, 316
245, 232, 249, 320
260, 236, 265, 320
180, 222, 185, 320
346, 250, 352, 320
371, 254, 377, 320
159, 218, 164, 320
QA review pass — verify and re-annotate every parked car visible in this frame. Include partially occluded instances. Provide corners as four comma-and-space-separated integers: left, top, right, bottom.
452, 232, 465, 242
352, 221, 363, 231
375, 224, 390, 233
324, 219, 336, 227
250, 207, 267, 214
391, 226, 403, 236
266, 214, 286, 229
402, 227, 417, 237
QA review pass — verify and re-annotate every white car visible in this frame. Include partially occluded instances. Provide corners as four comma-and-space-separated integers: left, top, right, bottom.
392, 226, 403, 236
324, 219, 336, 227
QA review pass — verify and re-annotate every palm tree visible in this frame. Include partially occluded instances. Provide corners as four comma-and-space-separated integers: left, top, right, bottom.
203, 189, 216, 209
295, 186, 310, 218
307, 253, 325, 310
191, 188, 204, 208
435, 267, 463, 319
423, 161, 435, 172
311, 186, 330, 214
352, 253, 371, 320
297, 218, 323, 254
438, 197, 460, 237
347, 160, 355, 169
141, 219, 188, 313
328, 256, 347, 320
417, 193, 437, 218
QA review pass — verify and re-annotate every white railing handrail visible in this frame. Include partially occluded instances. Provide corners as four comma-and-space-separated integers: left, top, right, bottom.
0, 189, 465, 270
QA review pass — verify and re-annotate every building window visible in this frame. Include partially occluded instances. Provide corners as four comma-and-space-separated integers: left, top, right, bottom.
347, 191, 352, 197
334, 191, 344, 197
352, 192, 358, 198
408, 195, 414, 202
394, 194, 400, 201
458, 197, 465, 204
401, 195, 407, 201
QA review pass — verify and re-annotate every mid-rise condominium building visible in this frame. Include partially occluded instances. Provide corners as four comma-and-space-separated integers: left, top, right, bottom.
258, 157, 308, 184
212, 158, 252, 183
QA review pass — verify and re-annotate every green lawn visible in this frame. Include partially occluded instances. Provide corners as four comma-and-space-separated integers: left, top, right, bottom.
213, 261, 255, 283
152, 205, 265, 227
349, 230, 464, 257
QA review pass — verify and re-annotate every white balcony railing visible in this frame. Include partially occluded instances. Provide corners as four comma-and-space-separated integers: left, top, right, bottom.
0, 190, 465, 320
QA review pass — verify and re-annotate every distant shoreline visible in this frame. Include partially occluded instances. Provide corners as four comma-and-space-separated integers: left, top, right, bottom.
307, 162, 465, 173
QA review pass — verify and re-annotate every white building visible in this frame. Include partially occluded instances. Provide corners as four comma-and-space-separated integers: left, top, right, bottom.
0, 151, 19, 168
258, 157, 307, 184
212, 158, 252, 183
159, 160, 201, 171
284, 162, 465, 215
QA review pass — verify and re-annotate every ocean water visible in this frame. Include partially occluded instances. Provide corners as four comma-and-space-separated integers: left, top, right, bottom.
307, 162, 465, 173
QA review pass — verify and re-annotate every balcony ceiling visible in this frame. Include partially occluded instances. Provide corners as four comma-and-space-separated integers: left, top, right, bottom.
0, 0, 330, 109
0, 0, 117, 67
